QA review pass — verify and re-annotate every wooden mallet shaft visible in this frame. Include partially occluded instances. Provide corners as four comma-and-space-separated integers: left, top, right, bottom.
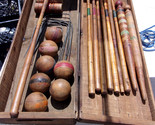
87, 0, 95, 96
92, 0, 101, 92
10, 0, 49, 118
107, 0, 124, 93
96, 0, 107, 95
111, 0, 131, 93
104, 0, 120, 93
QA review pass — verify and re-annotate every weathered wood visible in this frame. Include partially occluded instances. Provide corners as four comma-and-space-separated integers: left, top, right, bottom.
10, 0, 49, 118
108, 0, 124, 93
115, 0, 138, 92
0, 0, 33, 112
92, 0, 101, 92
79, 0, 155, 124
96, 0, 107, 94
104, 0, 120, 93
125, 3, 147, 102
111, 0, 131, 93
0, 0, 79, 123
101, 0, 113, 92
129, 0, 155, 120
87, 0, 95, 95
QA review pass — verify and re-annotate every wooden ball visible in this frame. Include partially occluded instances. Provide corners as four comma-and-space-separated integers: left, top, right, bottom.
36, 55, 55, 74
49, 79, 71, 101
39, 40, 58, 57
24, 92, 48, 112
29, 73, 51, 93
45, 26, 63, 43
54, 60, 74, 79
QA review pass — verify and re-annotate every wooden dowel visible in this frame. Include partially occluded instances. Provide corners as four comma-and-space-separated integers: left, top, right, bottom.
92, 0, 101, 93
111, 0, 131, 93
125, 5, 147, 100
87, 0, 95, 96
101, 0, 113, 92
96, 0, 107, 95
115, 0, 137, 91
10, 0, 49, 118
107, 0, 124, 93
104, 0, 120, 94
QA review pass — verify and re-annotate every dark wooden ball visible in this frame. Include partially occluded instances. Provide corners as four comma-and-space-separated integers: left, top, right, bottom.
39, 40, 58, 57
54, 60, 74, 80
36, 55, 55, 74
45, 26, 63, 43
115, 0, 123, 8
29, 73, 51, 93
24, 92, 48, 112
49, 79, 71, 101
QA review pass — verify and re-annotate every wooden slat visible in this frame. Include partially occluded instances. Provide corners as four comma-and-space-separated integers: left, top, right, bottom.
0, 0, 33, 111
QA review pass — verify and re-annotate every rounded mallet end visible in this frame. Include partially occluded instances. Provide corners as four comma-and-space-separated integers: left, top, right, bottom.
115, 0, 123, 8
95, 88, 101, 94
89, 93, 95, 98
10, 112, 18, 118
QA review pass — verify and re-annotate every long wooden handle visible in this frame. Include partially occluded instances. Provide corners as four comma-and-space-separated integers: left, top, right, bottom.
92, 0, 101, 93
125, 5, 147, 100
115, 0, 137, 91
107, 0, 124, 93
101, 0, 113, 92
96, 0, 107, 95
104, 0, 120, 94
111, 0, 131, 93
10, 0, 49, 118
87, 0, 95, 96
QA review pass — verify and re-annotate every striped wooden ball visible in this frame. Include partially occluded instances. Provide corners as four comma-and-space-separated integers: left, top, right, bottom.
36, 55, 55, 74
39, 40, 58, 57
45, 26, 63, 43
24, 92, 48, 112
54, 60, 74, 80
29, 73, 51, 93
49, 79, 71, 101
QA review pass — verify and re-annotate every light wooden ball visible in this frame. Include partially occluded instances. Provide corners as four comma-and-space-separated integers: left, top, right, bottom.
29, 73, 51, 93
36, 55, 55, 74
24, 92, 48, 112
39, 40, 58, 57
45, 26, 63, 43
54, 60, 74, 80
49, 79, 71, 101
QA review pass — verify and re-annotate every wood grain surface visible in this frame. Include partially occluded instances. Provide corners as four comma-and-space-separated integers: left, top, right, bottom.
79, 0, 155, 124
